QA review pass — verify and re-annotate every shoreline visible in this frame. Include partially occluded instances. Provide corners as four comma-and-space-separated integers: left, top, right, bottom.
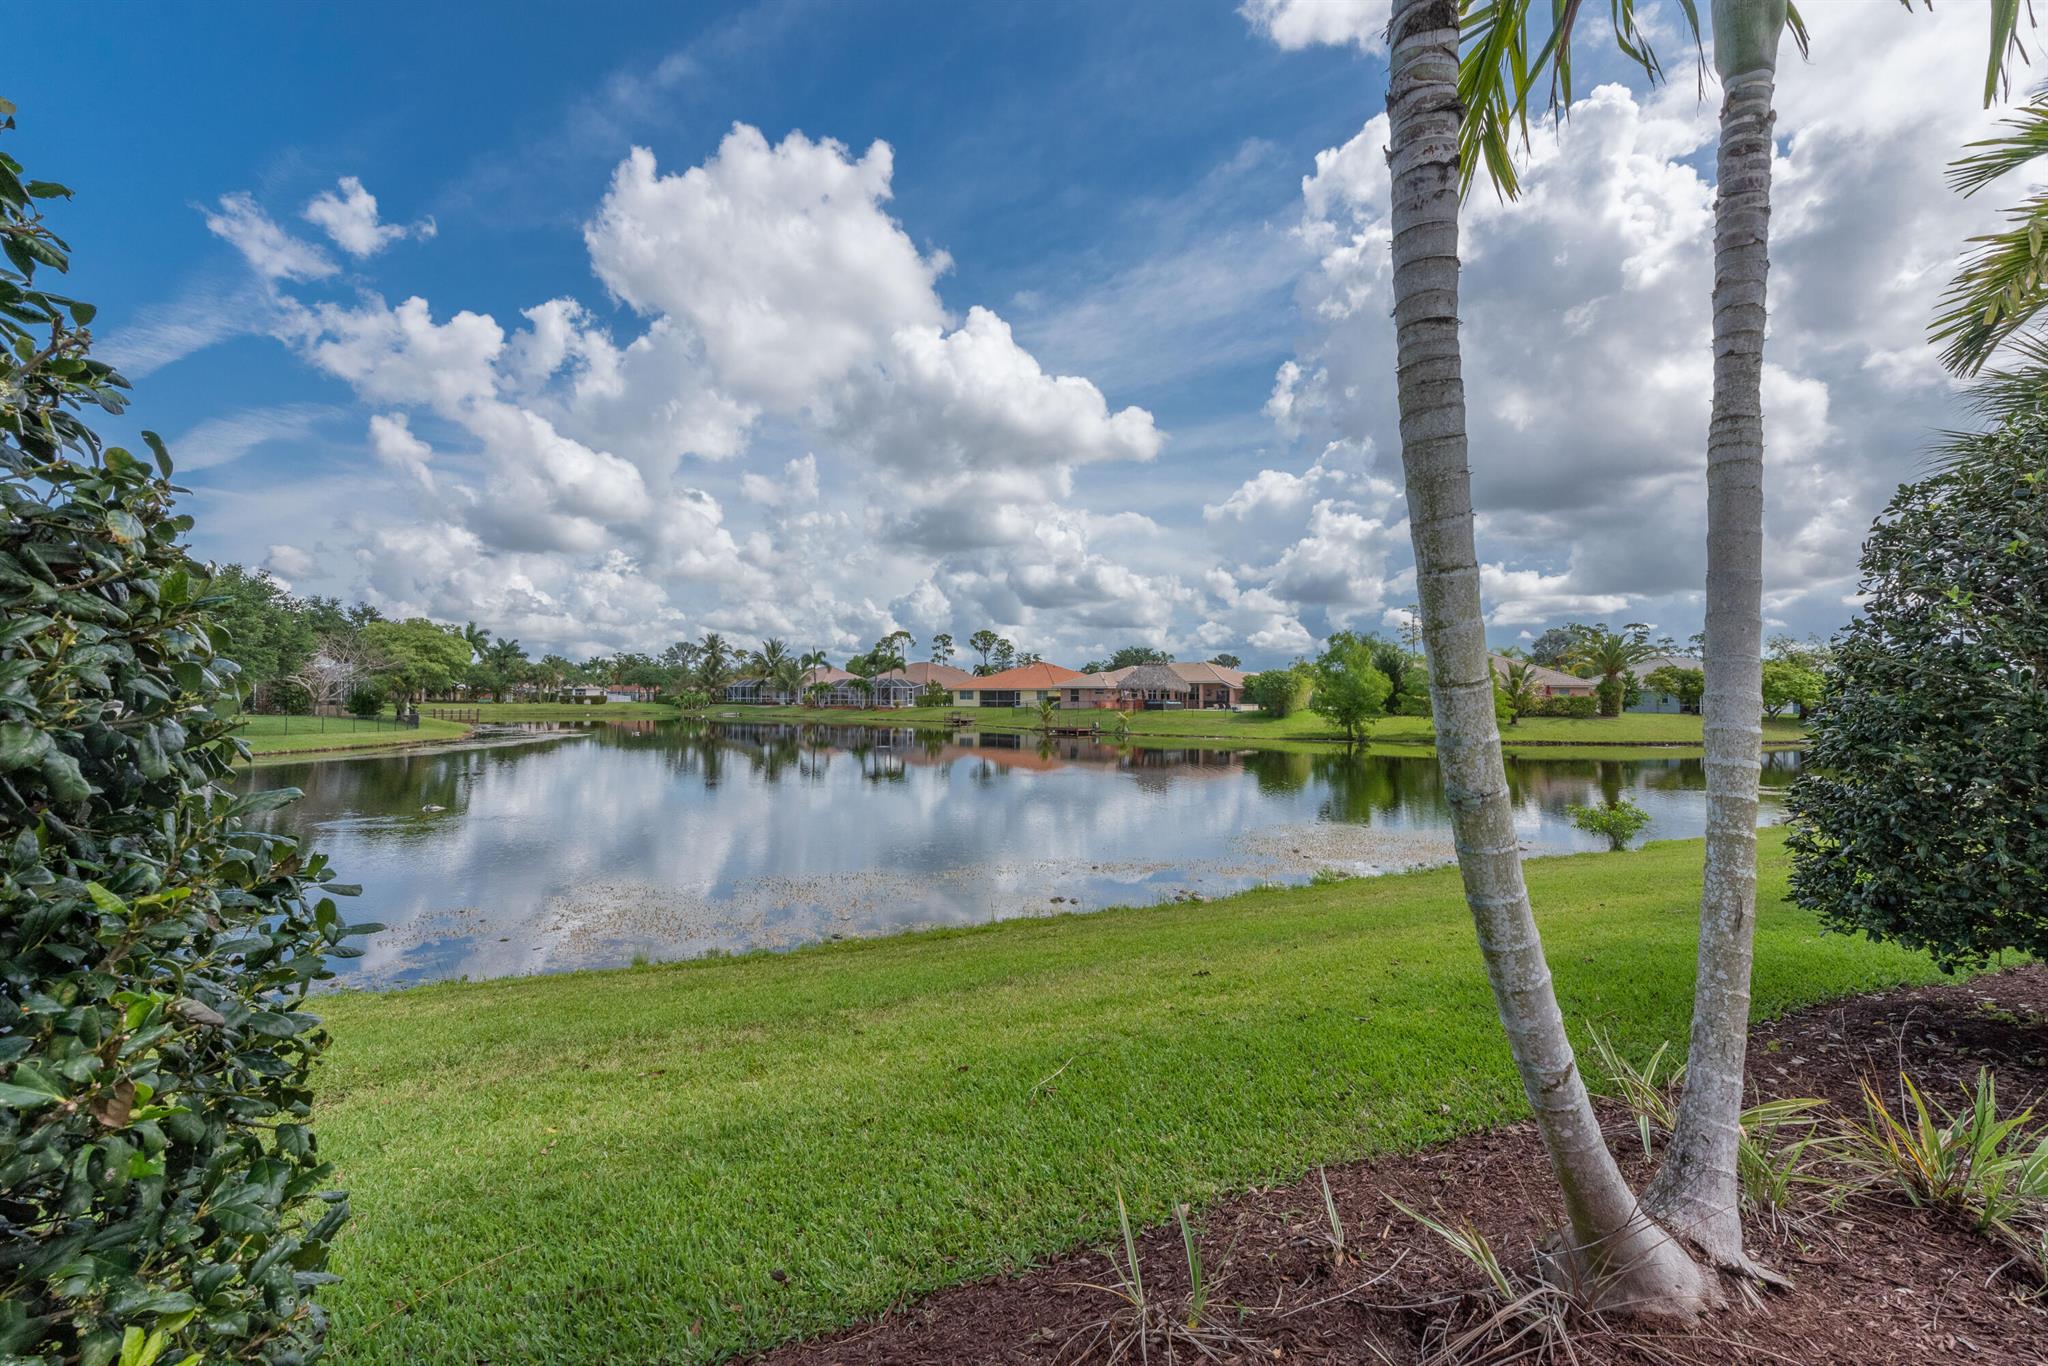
687, 705, 1809, 753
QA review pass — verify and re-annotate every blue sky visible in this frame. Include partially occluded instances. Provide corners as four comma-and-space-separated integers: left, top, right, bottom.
8, 2, 2014, 665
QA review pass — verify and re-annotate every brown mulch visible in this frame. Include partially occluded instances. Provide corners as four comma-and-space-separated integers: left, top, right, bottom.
757, 966, 2048, 1365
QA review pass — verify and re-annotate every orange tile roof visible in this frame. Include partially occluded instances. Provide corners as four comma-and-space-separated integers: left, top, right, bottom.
966, 662, 1085, 689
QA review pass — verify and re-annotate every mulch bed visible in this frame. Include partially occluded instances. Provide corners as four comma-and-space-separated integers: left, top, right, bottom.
757, 965, 2048, 1365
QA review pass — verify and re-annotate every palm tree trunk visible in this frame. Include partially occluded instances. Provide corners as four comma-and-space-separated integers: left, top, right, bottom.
1384, 0, 1707, 1312
1641, 0, 1781, 1278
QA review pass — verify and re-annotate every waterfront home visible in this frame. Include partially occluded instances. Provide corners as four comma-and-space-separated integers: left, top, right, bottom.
1062, 661, 1247, 709
1487, 654, 1597, 699
897, 661, 977, 694
949, 661, 1084, 708
559, 683, 610, 704
1627, 654, 1703, 714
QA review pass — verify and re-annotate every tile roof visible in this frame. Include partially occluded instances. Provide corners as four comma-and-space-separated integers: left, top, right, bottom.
1169, 661, 1246, 687
1489, 654, 1596, 693
965, 661, 1085, 688
1069, 662, 1245, 688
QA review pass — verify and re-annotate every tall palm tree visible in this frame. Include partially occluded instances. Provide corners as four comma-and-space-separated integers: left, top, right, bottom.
461, 620, 490, 664
769, 657, 804, 705
1388, 0, 1708, 1310
1462, 0, 2030, 1285
694, 632, 733, 697
752, 637, 792, 680
1632, 0, 1784, 1275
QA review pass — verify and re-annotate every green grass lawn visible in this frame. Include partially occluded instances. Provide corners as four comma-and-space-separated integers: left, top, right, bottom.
231, 713, 473, 759
313, 829, 1937, 1364
700, 703, 1808, 749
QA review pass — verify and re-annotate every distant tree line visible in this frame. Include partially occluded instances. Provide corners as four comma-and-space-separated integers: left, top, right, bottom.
197, 575, 1253, 713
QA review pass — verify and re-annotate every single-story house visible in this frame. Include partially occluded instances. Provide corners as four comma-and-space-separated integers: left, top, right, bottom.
725, 667, 850, 706
558, 684, 610, 704
1164, 661, 1247, 709
1488, 654, 1597, 699
950, 661, 1084, 708
1061, 661, 1248, 710
1627, 654, 1703, 714
895, 661, 978, 698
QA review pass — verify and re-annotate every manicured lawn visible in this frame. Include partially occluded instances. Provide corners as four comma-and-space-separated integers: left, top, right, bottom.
231, 714, 472, 759
700, 703, 1808, 749
313, 830, 1937, 1364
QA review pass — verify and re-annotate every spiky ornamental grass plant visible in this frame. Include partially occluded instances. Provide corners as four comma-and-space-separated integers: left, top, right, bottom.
1, 106, 370, 1364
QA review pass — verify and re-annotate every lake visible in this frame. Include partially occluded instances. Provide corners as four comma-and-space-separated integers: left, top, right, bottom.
237, 719, 1803, 987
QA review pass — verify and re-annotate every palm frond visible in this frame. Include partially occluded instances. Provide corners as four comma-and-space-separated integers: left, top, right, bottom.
1784, 2, 1812, 62
1948, 88, 2048, 196
1931, 191, 2048, 375
1944, 330, 2048, 450
1456, 0, 1701, 202
1985, 0, 2035, 108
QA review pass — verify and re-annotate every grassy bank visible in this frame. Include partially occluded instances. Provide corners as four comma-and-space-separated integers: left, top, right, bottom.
697, 703, 1808, 749
314, 829, 1936, 1363
231, 713, 473, 759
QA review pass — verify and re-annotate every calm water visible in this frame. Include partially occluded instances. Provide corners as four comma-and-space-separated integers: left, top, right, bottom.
237, 719, 1802, 986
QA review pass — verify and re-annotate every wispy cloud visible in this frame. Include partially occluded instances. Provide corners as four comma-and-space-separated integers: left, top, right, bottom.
170, 402, 339, 472
102, 276, 270, 378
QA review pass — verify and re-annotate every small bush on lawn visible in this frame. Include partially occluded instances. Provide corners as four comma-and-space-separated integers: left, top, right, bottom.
1534, 695, 1598, 719
1, 116, 368, 1364
345, 684, 386, 719
1569, 798, 1652, 850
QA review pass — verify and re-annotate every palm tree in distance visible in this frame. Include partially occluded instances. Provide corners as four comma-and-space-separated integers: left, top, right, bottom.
1499, 659, 1537, 726
461, 620, 490, 663
752, 637, 792, 679
769, 657, 804, 705
1563, 623, 1665, 717
694, 633, 733, 697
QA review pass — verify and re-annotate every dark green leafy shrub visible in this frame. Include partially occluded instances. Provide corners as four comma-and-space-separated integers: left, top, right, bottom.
1, 117, 367, 1364
1244, 667, 1311, 718
1788, 420, 2047, 970
1595, 675, 1624, 717
1534, 695, 1598, 719
344, 685, 385, 720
